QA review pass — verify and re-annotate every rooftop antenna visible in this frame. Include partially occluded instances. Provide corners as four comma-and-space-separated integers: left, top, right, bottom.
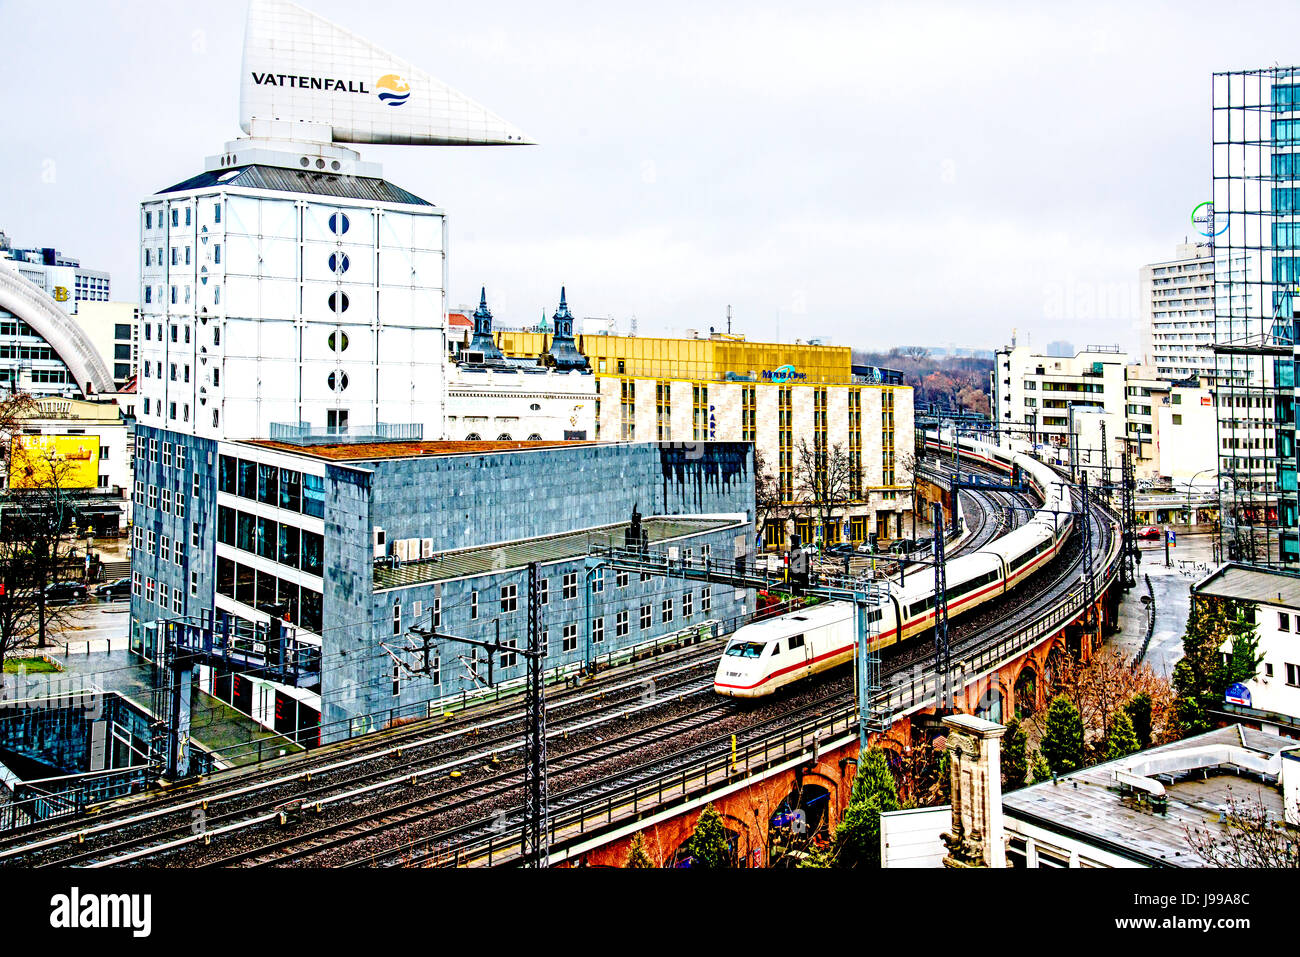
726, 304, 732, 335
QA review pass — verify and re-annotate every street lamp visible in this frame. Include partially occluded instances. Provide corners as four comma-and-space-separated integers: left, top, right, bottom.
1183, 467, 1215, 528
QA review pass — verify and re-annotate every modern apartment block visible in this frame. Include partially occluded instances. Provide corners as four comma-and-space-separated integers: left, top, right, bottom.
1211, 67, 1300, 566
991, 343, 1219, 484
1141, 243, 1216, 382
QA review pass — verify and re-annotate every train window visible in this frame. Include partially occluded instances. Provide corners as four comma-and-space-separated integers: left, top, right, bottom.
726, 641, 767, 658
789, 634, 805, 650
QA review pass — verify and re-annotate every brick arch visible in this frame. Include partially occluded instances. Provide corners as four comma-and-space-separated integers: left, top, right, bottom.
1013, 662, 1040, 717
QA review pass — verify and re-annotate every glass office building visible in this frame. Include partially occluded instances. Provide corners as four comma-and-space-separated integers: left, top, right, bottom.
1213, 67, 1300, 566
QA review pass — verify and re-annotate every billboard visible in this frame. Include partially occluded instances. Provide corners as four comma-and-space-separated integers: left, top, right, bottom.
240, 0, 533, 146
9, 435, 100, 490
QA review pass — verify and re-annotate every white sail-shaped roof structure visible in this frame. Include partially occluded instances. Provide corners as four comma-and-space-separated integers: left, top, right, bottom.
239, 0, 534, 146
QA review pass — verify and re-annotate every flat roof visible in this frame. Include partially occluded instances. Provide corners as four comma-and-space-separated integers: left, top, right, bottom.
375, 516, 741, 590
1193, 562, 1300, 609
241, 438, 594, 463
1001, 725, 1291, 866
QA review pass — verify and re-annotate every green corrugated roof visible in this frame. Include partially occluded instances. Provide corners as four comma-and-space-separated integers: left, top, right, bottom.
374, 517, 739, 591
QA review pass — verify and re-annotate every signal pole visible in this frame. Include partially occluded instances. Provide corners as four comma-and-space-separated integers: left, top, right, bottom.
403, 562, 550, 867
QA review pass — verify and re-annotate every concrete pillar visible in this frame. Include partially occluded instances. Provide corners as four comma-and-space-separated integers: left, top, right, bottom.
941, 713, 1007, 868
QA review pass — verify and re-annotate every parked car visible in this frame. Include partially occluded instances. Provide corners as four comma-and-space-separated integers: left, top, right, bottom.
45, 581, 89, 604
827, 543, 856, 556
1137, 526, 1162, 540
95, 577, 131, 601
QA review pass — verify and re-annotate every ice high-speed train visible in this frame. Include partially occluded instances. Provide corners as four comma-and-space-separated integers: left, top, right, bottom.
714, 435, 1074, 698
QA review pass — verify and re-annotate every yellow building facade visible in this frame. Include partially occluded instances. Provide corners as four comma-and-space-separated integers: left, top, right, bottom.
491, 330, 914, 547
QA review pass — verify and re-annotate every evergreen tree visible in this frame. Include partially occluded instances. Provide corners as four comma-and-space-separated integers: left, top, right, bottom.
626, 831, 655, 868
1001, 717, 1029, 793
1040, 695, 1085, 775
1123, 693, 1153, 748
682, 804, 733, 869
1170, 598, 1263, 738
834, 747, 900, 868
850, 746, 898, 804
1031, 750, 1052, 783
1105, 709, 1140, 760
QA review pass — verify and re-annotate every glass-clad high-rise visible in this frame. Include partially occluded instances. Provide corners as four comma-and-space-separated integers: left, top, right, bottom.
1213, 68, 1300, 566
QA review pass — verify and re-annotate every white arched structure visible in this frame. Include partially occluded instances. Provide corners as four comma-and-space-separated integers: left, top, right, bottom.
0, 266, 115, 395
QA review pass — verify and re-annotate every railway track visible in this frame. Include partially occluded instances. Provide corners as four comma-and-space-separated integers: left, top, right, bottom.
0, 451, 1119, 868
337, 483, 1121, 868
0, 630, 739, 867
170, 477, 1116, 868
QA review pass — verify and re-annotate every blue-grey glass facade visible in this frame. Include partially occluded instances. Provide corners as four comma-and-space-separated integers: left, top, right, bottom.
1213, 68, 1300, 566
135, 438, 755, 744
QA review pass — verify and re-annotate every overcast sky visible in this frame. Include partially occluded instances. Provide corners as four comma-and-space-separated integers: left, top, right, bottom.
3, 0, 1299, 356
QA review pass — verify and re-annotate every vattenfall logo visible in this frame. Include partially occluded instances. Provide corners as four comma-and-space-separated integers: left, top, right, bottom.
249, 71, 411, 107
376, 73, 411, 107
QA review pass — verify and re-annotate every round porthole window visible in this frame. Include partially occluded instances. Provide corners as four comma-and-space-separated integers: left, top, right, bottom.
328, 212, 350, 235
328, 252, 350, 275
529, 403, 541, 412
328, 370, 350, 393
328, 330, 349, 352
465, 432, 481, 441
527, 433, 543, 441
328, 291, 350, 313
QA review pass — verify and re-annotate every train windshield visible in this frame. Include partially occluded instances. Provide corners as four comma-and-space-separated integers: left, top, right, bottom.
725, 641, 768, 658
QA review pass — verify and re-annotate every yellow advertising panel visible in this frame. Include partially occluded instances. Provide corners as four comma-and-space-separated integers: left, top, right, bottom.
9, 435, 100, 490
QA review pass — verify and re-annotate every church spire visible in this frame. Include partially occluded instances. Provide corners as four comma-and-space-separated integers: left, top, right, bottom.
467, 287, 506, 364
544, 287, 589, 372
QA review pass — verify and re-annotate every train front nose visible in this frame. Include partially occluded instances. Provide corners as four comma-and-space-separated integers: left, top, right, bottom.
714, 659, 754, 697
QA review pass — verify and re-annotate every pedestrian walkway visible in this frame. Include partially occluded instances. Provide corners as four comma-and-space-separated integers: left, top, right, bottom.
24, 647, 301, 769
1106, 534, 1216, 678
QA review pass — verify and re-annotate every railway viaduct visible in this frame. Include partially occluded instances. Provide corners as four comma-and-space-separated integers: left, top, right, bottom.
558, 466, 1124, 868
566, 587, 1119, 868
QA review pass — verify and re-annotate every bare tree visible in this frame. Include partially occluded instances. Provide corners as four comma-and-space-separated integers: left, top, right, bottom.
753, 447, 784, 547
792, 438, 853, 545
1030, 649, 1176, 755
1185, 788, 1300, 867
3, 441, 85, 650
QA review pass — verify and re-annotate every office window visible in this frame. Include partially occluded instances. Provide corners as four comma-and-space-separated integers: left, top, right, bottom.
616, 609, 629, 637
702, 587, 712, 615
683, 591, 694, 618
562, 624, 578, 653
471, 591, 479, 620
616, 569, 628, 589
592, 616, 604, 645
640, 604, 652, 630
500, 583, 517, 613
539, 577, 549, 606
1281, 612, 1291, 633
563, 571, 577, 600
662, 597, 674, 623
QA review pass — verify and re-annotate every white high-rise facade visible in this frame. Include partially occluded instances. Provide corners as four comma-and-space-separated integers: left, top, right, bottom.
1141, 242, 1216, 383
136, 164, 447, 440
134, 0, 536, 442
